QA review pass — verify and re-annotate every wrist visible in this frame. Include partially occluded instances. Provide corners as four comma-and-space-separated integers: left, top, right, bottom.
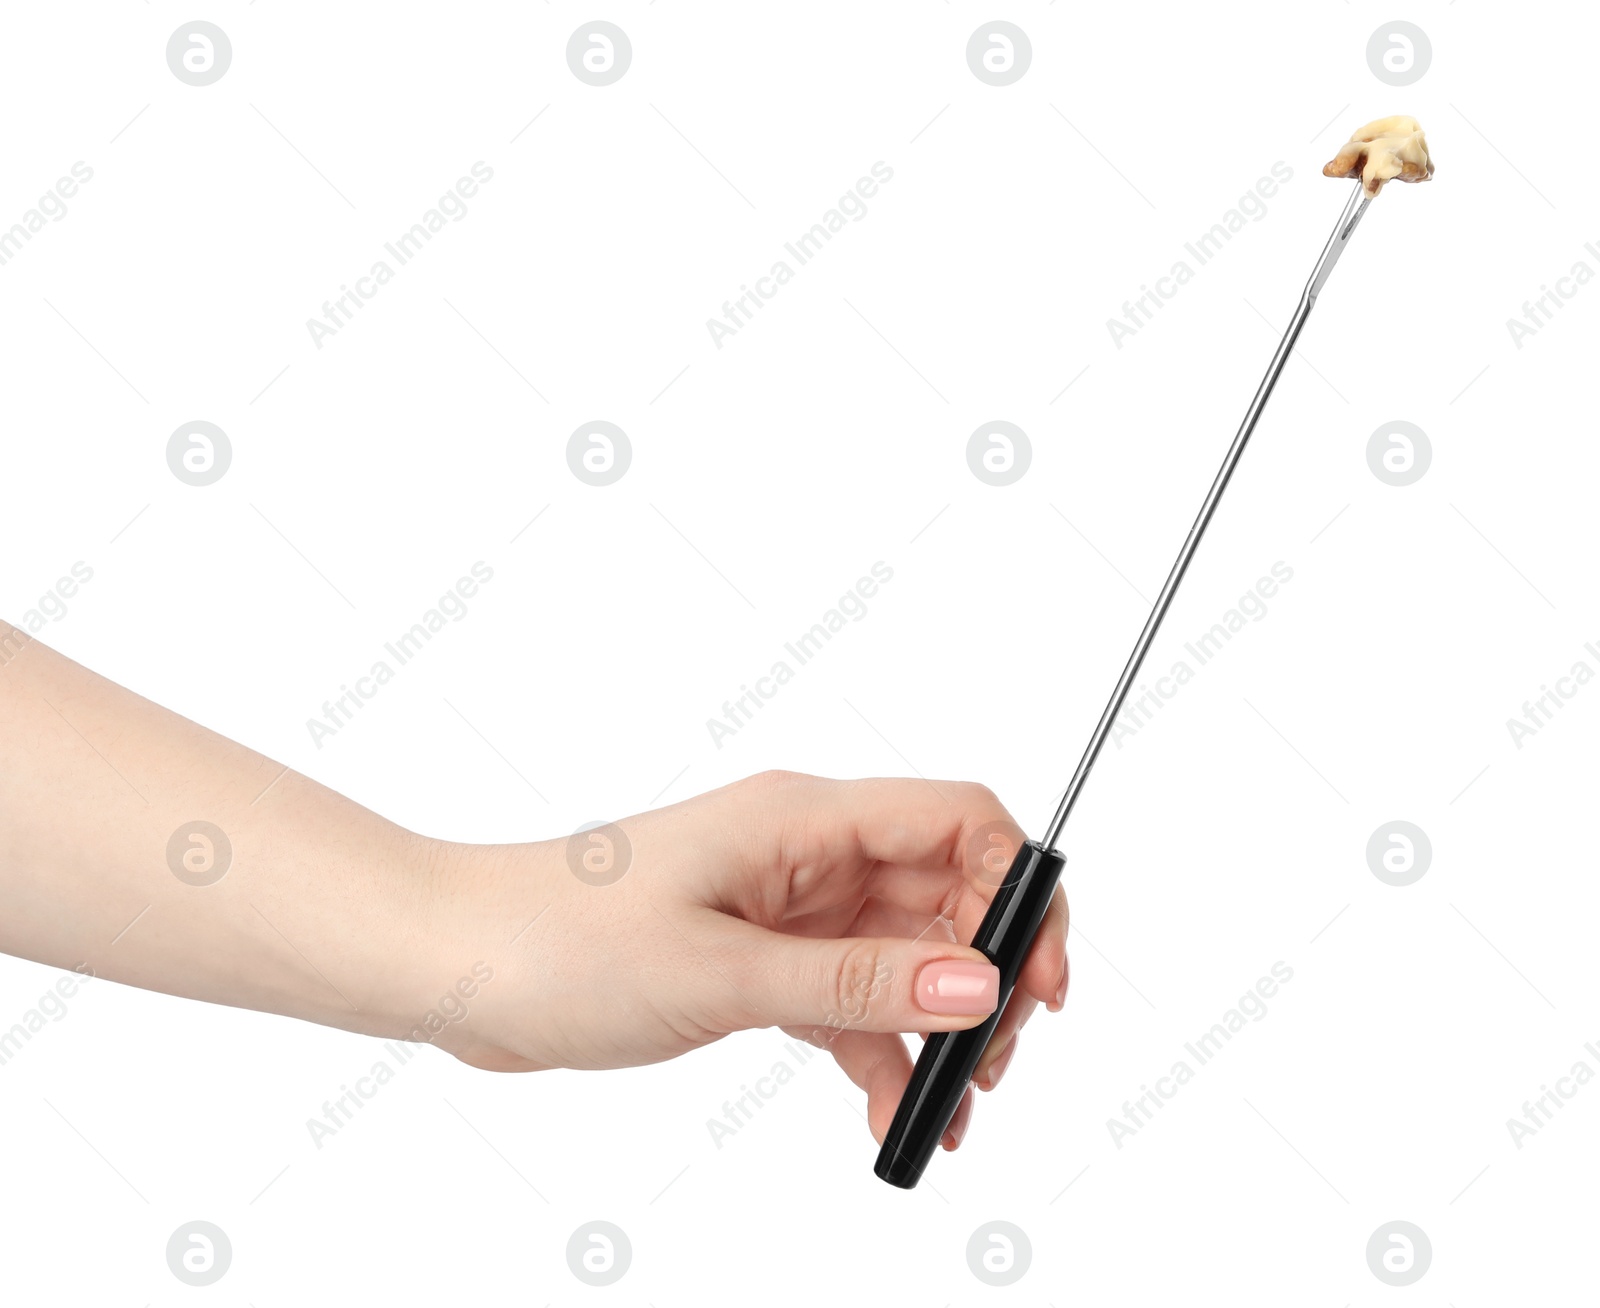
373, 833, 560, 1070
352, 830, 486, 1046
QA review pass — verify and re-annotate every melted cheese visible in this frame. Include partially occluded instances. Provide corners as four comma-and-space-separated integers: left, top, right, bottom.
1323, 116, 1434, 198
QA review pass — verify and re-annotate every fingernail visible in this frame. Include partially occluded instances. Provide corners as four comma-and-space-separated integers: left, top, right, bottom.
979, 1034, 1019, 1091
1049, 955, 1069, 1011
917, 959, 1000, 1015
942, 1084, 975, 1150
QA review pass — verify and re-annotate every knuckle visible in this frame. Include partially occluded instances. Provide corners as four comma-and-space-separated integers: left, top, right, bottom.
830, 942, 886, 1030
958, 780, 1003, 811
742, 768, 805, 794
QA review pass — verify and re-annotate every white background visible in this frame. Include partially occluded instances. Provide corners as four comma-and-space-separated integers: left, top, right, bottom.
2, 2, 1596, 1303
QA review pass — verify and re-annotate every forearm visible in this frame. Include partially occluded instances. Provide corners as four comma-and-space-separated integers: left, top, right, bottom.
0, 622, 463, 1041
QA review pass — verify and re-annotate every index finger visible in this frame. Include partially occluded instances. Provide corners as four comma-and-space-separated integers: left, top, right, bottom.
741, 772, 1030, 889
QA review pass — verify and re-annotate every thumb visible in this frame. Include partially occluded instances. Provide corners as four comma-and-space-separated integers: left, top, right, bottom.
715, 920, 1001, 1036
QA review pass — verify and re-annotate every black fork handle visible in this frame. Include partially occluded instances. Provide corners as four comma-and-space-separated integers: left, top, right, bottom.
874, 840, 1067, 1189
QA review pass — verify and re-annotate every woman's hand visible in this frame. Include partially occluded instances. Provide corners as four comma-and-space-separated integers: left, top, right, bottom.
431, 771, 1070, 1151
0, 627, 1067, 1154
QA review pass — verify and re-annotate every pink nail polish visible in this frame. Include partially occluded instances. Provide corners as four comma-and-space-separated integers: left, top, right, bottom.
981, 1034, 1019, 1091
943, 1084, 975, 1149
917, 960, 1000, 1016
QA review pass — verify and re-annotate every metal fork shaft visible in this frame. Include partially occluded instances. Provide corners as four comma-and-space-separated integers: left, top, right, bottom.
1041, 183, 1370, 850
